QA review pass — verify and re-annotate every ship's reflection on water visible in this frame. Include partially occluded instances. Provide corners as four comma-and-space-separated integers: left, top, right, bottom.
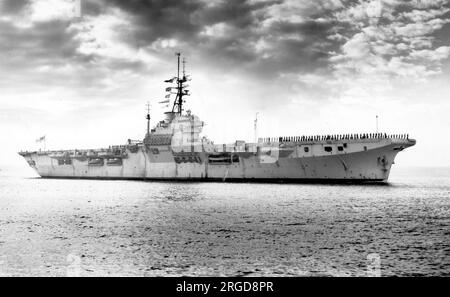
0, 168, 449, 276
157, 184, 202, 202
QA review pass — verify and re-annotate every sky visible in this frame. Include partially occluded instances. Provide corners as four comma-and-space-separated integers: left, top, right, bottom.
0, 0, 450, 174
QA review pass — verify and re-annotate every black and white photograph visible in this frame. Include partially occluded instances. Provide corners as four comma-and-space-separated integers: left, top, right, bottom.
0, 0, 449, 284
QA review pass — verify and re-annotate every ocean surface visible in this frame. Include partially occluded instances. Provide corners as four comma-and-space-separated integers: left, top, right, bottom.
0, 167, 449, 276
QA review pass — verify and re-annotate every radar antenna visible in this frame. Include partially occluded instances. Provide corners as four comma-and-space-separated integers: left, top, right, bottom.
164, 52, 190, 115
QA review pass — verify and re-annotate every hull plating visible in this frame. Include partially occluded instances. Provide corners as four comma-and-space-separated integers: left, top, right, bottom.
20, 141, 413, 183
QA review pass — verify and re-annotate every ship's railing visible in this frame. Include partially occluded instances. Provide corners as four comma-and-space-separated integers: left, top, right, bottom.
258, 133, 411, 144
20, 143, 143, 156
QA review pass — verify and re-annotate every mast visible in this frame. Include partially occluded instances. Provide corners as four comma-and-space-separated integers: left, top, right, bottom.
164, 52, 189, 116
146, 101, 151, 136
254, 112, 259, 143
376, 115, 379, 133
176, 52, 182, 115
177, 52, 180, 80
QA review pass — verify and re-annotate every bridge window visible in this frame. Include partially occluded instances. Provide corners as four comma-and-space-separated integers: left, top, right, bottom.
324, 146, 332, 152
304, 147, 309, 153
338, 146, 343, 151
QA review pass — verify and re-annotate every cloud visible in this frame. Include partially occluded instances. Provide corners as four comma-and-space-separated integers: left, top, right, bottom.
328, 0, 450, 92
410, 46, 450, 61
0, 0, 449, 106
97, 0, 343, 79
394, 18, 449, 37
28, 0, 81, 22
0, 0, 29, 15
0, 19, 81, 75
400, 8, 450, 23
0, 0, 155, 98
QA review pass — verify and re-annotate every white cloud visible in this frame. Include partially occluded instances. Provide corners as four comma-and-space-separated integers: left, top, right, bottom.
410, 46, 450, 61
200, 22, 232, 38
69, 7, 160, 68
338, 0, 397, 23
400, 8, 450, 23
366, 0, 383, 19
70, 9, 131, 59
372, 41, 397, 55
29, 0, 80, 22
410, 0, 449, 9
151, 38, 179, 50
341, 32, 371, 59
407, 36, 433, 49
394, 18, 450, 37
329, 0, 450, 90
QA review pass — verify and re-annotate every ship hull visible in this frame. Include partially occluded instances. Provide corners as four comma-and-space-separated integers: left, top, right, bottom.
19, 139, 415, 183
37, 176, 386, 184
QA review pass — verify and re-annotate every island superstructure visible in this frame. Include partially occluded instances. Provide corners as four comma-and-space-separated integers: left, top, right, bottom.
19, 53, 416, 182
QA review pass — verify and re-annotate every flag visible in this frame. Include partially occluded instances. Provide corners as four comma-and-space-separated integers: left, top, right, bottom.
165, 87, 171, 91
36, 136, 46, 143
159, 99, 170, 104
164, 78, 175, 83
165, 94, 170, 98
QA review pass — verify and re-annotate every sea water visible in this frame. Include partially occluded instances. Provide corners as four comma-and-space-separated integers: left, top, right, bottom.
0, 167, 449, 276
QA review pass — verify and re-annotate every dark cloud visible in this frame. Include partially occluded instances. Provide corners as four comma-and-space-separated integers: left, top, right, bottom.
81, 0, 106, 16
0, 0, 347, 90
264, 19, 339, 68
0, 0, 449, 105
105, 0, 342, 80
194, 0, 281, 28
0, 0, 148, 92
0, 18, 89, 79
109, 0, 204, 45
0, 0, 29, 15
0, 18, 109, 94
0, 20, 78, 60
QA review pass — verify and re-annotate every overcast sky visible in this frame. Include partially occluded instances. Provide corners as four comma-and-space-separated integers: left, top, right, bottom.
1, 0, 449, 173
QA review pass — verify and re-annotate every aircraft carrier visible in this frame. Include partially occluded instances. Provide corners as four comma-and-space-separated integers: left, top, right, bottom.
19, 53, 416, 183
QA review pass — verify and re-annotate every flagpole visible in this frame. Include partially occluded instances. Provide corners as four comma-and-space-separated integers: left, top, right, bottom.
254, 112, 259, 143
376, 115, 378, 133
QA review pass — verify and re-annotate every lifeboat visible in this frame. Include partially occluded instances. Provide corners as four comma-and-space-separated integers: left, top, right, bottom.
88, 158, 104, 166
173, 154, 201, 164
106, 158, 123, 166
86, 151, 98, 157
208, 153, 239, 164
